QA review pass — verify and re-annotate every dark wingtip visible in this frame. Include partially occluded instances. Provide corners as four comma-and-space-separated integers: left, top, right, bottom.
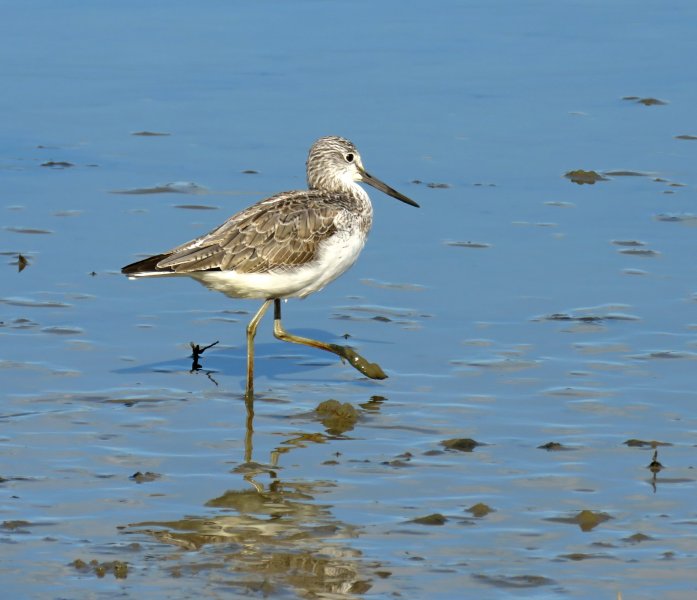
121, 253, 170, 275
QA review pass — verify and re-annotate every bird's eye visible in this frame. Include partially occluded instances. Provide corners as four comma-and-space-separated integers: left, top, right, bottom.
345, 153, 354, 163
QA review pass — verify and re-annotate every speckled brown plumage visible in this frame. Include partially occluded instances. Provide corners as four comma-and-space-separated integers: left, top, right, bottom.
126, 192, 370, 275
123, 135, 420, 294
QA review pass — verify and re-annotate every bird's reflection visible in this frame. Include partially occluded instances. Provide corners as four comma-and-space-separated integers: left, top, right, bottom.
123, 393, 386, 596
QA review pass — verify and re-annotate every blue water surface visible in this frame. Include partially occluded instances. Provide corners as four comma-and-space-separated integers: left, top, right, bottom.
2, 1, 697, 598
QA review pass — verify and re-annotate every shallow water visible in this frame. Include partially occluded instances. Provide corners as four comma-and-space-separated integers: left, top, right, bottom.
2, 1, 697, 598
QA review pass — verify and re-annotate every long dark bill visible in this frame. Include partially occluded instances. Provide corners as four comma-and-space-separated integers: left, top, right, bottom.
360, 168, 420, 208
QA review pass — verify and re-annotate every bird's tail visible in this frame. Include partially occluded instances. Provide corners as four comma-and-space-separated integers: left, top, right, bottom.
121, 253, 172, 276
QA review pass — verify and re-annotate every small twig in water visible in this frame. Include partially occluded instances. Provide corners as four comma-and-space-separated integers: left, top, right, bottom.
190, 340, 219, 371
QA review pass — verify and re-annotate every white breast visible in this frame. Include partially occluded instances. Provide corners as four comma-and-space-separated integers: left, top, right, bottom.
192, 227, 368, 300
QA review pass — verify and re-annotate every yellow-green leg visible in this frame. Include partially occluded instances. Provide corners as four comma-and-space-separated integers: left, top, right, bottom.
246, 299, 272, 399
272, 299, 387, 380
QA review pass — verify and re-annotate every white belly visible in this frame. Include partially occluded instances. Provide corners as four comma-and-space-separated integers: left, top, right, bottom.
192, 229, 367, 300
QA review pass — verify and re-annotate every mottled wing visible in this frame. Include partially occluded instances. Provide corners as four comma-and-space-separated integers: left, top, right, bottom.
155, 191, 339, 274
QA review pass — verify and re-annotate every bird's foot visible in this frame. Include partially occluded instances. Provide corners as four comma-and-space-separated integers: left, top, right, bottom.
331, 344, 388, 380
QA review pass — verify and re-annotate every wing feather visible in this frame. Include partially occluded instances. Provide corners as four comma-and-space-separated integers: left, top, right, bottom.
151, 191, 341, 275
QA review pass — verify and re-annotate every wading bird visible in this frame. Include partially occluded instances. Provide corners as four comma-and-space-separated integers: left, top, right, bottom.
122, 136, 419, 397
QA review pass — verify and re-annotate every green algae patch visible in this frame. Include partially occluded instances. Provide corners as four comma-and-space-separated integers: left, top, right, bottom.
547, 510, 613, 532
409, 513, 447, 526
623, 96, 667, 106
315, 400, 359, 435
624, 438, 672, 448
564, 169, 608, 184
466, 503, 494, 518
71, 558, 129, 579
441, 438, 482, 452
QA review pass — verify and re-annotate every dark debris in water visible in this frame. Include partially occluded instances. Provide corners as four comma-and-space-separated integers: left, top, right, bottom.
558, 552, 614, 561
0, 296, 71, 308
547, 509, 612, 532
619, 248, 660, 257
110, 182, 207, 195
173, 204, 219, 210
332, 304, 428, 330
0, 476, 35, 486
472, 573, 555, 589
2, 519, 32, 532
130, 471, 161, 483
71, 558, 129, 579
622, 96, 668, 106
630, 350, 697, 360
647, 450, 664, 473
441, 438, 482, 452
382, 451, 414, 468
535, 310, 639, 323
536, 313, 603, 323
411, 180, 451, 188
604, 170, 648, 177
5, 226, 53, 235
190, 340, 219, 372
652, 177, 685, 187
359, 395, 386, 412
564, 170, 608, 185
466, 502, 494, 518
1, 317, 39, 330
314, 400, 359, 435
426, 182, 450, 189
675, 134, 697, 140
409, 513, 447, 526
445, 240, 492, 249
14, 253, 29, 272
538, 441, 574, 451
624, 439, 672, 448
612, 239, 645, 247
41, 160, 74, 168
131, 131, 171, 136
41, 325, 84, 335
654, 213, 697, 224
188, 343, 220, 385
623, 532, 654, 544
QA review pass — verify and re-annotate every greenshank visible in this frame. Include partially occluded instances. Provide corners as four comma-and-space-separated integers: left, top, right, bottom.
122, 136, 419, 397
